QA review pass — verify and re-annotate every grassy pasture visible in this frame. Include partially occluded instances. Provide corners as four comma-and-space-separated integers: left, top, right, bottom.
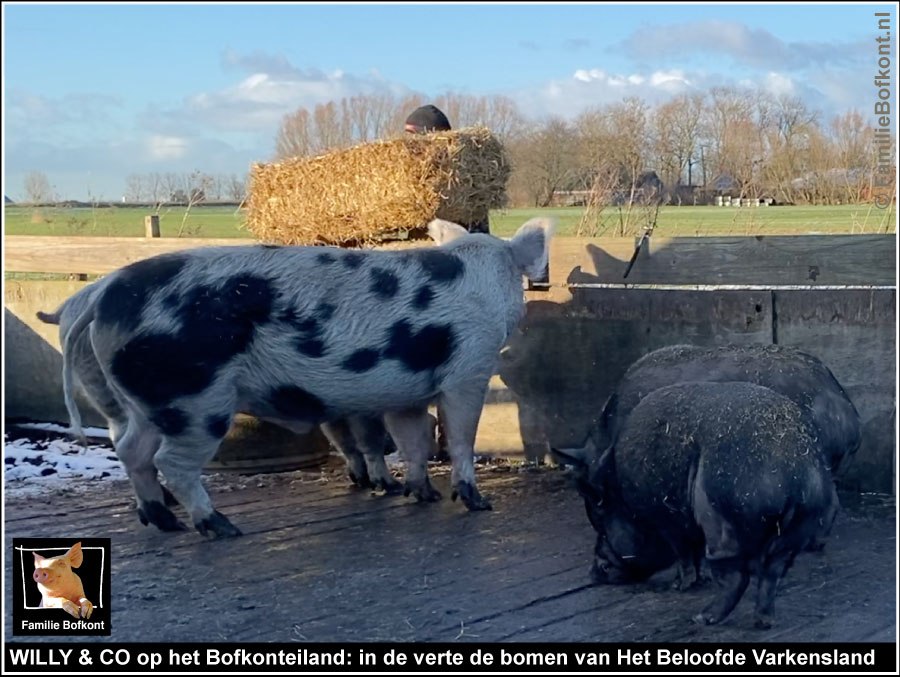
489, 204, 896, 238
4, 203, 895, 240
3, 205, 250, 239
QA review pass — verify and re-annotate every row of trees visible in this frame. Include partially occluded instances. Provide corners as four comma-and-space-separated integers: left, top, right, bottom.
274, 92, 524, 159
273, 89, 895, 207
20, 88, 895, 209
124, 171, 246, 205
19, 171, 247, 206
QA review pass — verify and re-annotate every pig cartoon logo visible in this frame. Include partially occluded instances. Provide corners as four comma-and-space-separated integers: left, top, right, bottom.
13, 537, 111, 636
32, 542, 93, 620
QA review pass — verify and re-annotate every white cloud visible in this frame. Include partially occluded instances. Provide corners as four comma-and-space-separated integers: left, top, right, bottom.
762, 72, 796, 97
143, 50, 413, 136
650, 70, 691, 90
147, 135, 188, 160
615, 20, 867, 71
515, 68, 699, 118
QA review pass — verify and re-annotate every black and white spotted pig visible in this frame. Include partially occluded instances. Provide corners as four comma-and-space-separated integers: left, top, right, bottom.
58, 217, 553, 538
566, 381, 835, 629
39, 289, 404, 527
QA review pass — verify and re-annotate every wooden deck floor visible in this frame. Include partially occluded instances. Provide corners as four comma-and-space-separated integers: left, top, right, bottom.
5, 460, 896, 643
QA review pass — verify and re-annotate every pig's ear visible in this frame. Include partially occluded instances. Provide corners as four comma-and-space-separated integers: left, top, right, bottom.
551, 443, 592, 471
427, 219, 469, 245
33, 552, 44, 567
551, 432, 599, 479
65, 542, 83, 569
586, 445, 614, 487
510, 217, 555, 280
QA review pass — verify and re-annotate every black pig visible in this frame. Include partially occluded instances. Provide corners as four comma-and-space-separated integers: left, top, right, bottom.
562, 381, 836, 629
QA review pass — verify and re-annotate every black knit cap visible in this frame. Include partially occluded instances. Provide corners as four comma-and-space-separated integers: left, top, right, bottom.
405, 105, 452, 133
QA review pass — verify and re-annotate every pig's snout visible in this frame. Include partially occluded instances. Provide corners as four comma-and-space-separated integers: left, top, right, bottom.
33, 569, 49, 583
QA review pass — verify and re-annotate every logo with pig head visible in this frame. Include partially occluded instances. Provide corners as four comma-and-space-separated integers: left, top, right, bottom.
13, 537, 111, 636
32, 542, 93, 620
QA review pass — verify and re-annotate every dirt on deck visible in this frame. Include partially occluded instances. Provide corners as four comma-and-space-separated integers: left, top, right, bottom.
4, 459, 896, 643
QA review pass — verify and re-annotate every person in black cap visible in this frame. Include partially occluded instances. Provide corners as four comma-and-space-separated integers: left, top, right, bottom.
405, 105, 452, 134
404, 104, 490, 235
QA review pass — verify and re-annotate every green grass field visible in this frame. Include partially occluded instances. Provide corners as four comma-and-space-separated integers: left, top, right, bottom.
3, 205, 251, 239
488, 204, 896, 237
3, 203, 895, 239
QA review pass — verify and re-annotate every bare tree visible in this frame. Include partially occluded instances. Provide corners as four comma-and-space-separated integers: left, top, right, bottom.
147, 173, 168, 214
370, 92, 405, 139
125, 174, 145, 202
23, 171, 53, 204
227, 173, 246, 201
208, 174, 224, 202
275, 108, 313, 159
705, 87, 755, 184
313, 101, 343, 152
162, 172, 181, 203
508, 118, 577, 207
177, 171, 213, 237
831, 111, 871, 204
484, 94, 526, 140
608, 97, 649, 204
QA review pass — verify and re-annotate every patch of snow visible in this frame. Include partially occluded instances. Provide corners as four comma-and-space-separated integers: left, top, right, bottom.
4, 434, 126, 498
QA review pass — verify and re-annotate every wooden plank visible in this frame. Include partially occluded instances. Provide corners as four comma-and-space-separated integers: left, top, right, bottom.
4, 236, 256, 274
7, 234, 896, 286
552, 235, 896, 287
4, 472, 894, 643
4, 235, 433, 274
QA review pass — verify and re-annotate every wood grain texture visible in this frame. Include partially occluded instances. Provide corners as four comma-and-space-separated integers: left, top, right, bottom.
6, 235, 895, 287
3, 465, 895, 643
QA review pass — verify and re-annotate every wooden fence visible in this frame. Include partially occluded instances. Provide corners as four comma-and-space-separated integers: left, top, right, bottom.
6, 233, 896, 286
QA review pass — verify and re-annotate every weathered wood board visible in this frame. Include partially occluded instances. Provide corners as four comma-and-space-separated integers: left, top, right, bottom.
6, 235, 895, 287
3, 463, 895, 643
553, 235, 896, 287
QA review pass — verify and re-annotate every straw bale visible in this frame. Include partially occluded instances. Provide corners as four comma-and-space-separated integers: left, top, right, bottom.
246, 127, 509, 245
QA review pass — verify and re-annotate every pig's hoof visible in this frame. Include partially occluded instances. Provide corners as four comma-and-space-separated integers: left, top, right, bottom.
195, 511, 242, 539
79, 599, 94, 619
452, 482, 492, 511
62, 600, 81, 620
405, 479, 442, 503
376, 475, 404, 495
137, 500, 187, 532
348, 471, 374, 489
754, 614, 775, 630
161, 485, 179, 507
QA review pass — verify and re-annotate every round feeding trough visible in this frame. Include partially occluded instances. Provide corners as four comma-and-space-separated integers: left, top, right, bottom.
207, 414, 332, 474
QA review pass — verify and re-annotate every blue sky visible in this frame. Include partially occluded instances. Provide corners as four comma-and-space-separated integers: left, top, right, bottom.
3, 2, 895, 200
